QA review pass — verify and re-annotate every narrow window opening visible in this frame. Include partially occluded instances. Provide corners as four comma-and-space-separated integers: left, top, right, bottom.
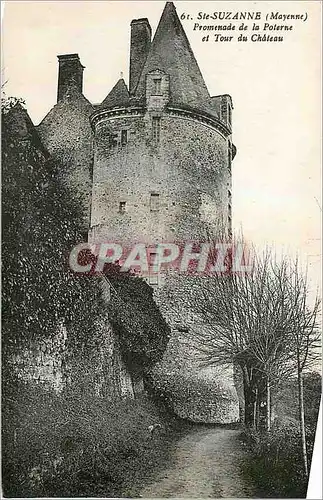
177, 325, 189, 333
119, 201, 126, 213
149, 251, 157, 267
221, 98, 227, 122
121, 129, 128, 145
228, 141, 232, 171
148, 275, 159, 286
150, 193, 160, 212
148, 250, 159, 286
228, 105, 232, 125
152, 117, 161, 143
153, 78, 161, 95
111, 132, 118, 147
228, 189, 232, 220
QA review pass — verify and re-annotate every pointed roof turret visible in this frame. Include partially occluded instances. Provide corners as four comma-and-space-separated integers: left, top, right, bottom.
134, 2, 212, 111
101, 78, 130, 108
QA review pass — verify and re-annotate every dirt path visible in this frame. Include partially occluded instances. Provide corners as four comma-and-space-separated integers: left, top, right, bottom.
140, 427, 255, 498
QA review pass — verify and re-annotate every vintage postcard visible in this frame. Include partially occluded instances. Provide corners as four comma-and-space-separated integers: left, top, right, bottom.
1, 1, 322, 498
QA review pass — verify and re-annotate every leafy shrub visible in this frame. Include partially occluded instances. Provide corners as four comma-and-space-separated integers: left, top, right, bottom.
2, 102, 107, 355
273, 373, 321, 430
2, 380, 178, 497
147, 368, 238, 424
2, 101, 173, 497
241, 372, 321, 498
242, 419, 313, 498
105, 264, 171, 376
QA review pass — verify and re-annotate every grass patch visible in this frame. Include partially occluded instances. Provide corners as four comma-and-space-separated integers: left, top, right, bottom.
240, 373, 321, 498
241, 420, 314, 498
2, 381, 183, 497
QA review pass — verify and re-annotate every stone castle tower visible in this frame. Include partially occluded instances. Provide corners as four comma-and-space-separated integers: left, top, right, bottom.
89, 2, 235, 249
37, 2, 239, 422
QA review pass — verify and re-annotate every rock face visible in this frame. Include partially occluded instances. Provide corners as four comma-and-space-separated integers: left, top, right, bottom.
33, 2, 239, 421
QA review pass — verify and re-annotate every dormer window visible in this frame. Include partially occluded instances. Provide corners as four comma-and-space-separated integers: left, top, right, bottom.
153, 78, 162, 95
145, 70, 169, 106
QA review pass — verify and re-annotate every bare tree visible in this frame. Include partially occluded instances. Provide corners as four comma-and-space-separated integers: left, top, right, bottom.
186, 239, 319, 434
286, 262, 321, 476
246, 255, 299, 430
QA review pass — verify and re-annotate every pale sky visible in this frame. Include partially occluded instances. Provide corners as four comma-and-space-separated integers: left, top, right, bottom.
2, 1, 322, 289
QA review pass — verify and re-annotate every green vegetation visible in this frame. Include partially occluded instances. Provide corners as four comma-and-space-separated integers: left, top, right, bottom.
2, 380, 181, 497
242, 372, 321, 498
2, 100, 171, 497
106, 263, 170, 377
2, 100, 106, 355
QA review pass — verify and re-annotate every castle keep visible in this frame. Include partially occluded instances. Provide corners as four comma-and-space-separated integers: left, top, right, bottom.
37, 2, 239, 422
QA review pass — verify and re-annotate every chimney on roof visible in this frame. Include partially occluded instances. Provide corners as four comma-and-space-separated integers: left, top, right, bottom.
57, 54, 84, 102
129, 18, 151, 95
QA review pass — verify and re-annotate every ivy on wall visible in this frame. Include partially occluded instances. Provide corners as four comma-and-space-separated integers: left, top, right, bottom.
104, 264, 171, 377
2, 100, 170, 379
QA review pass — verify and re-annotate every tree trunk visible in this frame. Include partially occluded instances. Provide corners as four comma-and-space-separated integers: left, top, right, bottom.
242, 365, 256, 427
256, 395, 261, 430
267, 376, 271, 431
253, 387, 258, 430
298, 367, 308, 476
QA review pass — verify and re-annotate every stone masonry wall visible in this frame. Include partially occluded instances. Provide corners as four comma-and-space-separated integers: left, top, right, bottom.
152, 273, 240, 423
90, 111, 231, 244
9, 313, 134, 400
89, 107, 239, 422
37, 95, 94, 232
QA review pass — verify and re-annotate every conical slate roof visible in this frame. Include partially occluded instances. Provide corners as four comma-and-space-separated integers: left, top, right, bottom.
135, 2, 211, 111
101, 78, 130, 107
